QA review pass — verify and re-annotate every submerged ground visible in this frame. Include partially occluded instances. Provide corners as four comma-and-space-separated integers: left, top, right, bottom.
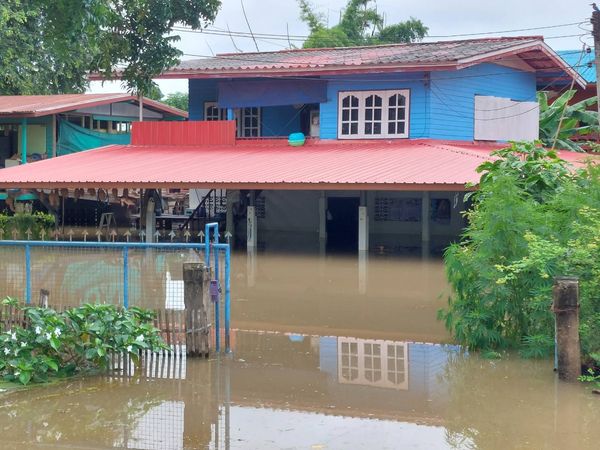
1, 252, 599, 449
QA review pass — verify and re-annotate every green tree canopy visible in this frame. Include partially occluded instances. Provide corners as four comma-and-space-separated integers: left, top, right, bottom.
298, 0, 427, 48
160, 92, 189, 111
0, 0, 221, 96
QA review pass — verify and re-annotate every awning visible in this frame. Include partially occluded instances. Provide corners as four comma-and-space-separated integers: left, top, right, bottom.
0, 137, 593, 192
217, 79, 327, 108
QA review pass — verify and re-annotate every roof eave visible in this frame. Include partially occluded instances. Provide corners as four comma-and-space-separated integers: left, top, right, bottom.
155, 62, 460, 79
456, 41, 587, 89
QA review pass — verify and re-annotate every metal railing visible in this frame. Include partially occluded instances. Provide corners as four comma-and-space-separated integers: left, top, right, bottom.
0, 222, 232, 352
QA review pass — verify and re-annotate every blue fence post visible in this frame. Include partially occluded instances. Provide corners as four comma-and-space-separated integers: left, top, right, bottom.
25, 244, 31, 304
224, 243, 231, 353
123, 246, 129, 308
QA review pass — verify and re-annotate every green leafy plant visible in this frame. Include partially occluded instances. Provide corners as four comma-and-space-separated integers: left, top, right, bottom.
0, 211, 55, 239
538, 90, 599, 152
0, 301, 167, 385
441, 141, 600, 366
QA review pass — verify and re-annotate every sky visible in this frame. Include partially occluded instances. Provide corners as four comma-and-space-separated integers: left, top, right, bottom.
88, 0, 595, 96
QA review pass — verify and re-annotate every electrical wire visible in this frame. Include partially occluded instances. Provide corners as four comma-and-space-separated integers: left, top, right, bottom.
172, 20, 586, 42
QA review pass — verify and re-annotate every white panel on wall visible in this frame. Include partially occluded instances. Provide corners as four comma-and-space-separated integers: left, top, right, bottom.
474, 95, 539, 141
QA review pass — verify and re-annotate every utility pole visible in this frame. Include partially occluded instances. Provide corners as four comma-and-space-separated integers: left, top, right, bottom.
591, 5, 600, 129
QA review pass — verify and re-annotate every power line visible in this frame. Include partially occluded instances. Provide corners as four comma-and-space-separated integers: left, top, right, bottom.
173, 20, 586, 42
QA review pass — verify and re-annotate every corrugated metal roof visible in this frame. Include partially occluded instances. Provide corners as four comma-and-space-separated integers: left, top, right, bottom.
558, 50, 596, 83
174, 37, 541, 71
156, 37, 585, 88
0, 94, 188, 118
0, 139, 549, 190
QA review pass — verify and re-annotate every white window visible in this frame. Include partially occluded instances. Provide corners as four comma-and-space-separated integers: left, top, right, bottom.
204, 102, 227, 121
338, 90, 409, 139
236, 107, 261, 137
204, 103, 261, 137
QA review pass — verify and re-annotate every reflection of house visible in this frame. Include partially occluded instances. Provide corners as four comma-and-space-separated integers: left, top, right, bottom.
338, 337, 408, 390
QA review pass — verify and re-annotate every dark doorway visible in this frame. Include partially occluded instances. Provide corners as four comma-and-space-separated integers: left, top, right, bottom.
326, 197, 359, 252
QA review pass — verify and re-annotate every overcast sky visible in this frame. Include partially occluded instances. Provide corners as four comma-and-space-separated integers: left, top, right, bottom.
89, 0, 594, 96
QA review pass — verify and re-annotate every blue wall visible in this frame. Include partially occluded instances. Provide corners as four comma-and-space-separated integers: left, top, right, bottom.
189, 79, 302, 136
429, 63, 537, 140
189, 63, 537, 141
188, 79, 220, 120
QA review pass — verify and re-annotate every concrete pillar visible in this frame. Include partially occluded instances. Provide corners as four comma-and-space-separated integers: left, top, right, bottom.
145, 197, 155, 243
358, 250, 368, 295
358, 192, 369, 252
247, 191, 257, 249
183, 262, 210, 356
553, 276, 581, 382
226, 190, 235, 243
421, 191, 430, 243
318, 191, 327, 242
246, 247, 256, 288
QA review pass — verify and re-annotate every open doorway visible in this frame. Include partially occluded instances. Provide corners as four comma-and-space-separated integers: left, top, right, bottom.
326, 197, 359, 252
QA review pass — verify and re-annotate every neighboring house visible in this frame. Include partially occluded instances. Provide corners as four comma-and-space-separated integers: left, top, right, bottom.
0, 94, 187, 168
557, 49, 596, 103
0, 37, 588, 253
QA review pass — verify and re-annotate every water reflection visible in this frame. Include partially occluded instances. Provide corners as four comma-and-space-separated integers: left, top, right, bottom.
1, 252, 600, 449
2, 329, 600, 449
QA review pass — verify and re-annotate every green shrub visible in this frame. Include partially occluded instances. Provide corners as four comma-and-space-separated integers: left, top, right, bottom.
0, 299, 167, 385
0, 211, 55, 239
441, 142, 600, 366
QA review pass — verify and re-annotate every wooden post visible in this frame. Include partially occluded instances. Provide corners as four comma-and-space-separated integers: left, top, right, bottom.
183, 262, 210, 356
553, 276, 581, 382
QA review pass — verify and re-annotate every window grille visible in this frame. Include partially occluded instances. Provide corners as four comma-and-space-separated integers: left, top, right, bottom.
374, 197, 422, 222
338, 90, 409, 139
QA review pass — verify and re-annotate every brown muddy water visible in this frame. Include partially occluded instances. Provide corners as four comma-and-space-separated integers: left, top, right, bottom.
1, 252, 600, 449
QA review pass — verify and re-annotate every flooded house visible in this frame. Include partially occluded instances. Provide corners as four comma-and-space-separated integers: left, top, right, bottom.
0, 36, 585, 254
163, 36, 584, 254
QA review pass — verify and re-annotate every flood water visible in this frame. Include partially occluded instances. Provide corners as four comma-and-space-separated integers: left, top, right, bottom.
2, 252, 600, 449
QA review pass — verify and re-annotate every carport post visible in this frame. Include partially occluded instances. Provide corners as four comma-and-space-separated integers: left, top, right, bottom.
358, 191, 369, 252
247, 191, 257, 249
421, 191, 430, 244
20, 118, 27, 164
319, 191, 327, 244
145, 196, 156, 243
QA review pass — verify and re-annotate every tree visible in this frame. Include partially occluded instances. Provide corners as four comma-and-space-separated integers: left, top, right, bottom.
0, 0, 101, 94
160, 92, 189, 111
298, 0, 427, 49
94, 0, 221, 97
538, 90, 599, 152
0, 1, 221, 96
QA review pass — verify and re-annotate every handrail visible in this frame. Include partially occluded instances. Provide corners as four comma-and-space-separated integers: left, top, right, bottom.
178, 188, 215, 231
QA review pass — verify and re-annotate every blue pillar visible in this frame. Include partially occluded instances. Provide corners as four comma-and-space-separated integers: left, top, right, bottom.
21, 118, 27, 164
123, 246, 129, 308
25, 245, 31, 304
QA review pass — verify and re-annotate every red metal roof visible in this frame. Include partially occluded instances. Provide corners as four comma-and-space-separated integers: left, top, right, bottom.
155, 37, 585, 87
0, 94, 188, 118
0, 138, 582, 191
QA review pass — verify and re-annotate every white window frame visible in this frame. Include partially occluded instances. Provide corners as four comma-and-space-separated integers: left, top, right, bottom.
235, 107, 261, 138
204, 102, 227, 121
337, 89, 410, 139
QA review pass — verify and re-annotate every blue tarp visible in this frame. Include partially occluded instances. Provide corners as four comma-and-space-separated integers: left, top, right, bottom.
218, 79, 327, 108
56, 120, 130, 156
